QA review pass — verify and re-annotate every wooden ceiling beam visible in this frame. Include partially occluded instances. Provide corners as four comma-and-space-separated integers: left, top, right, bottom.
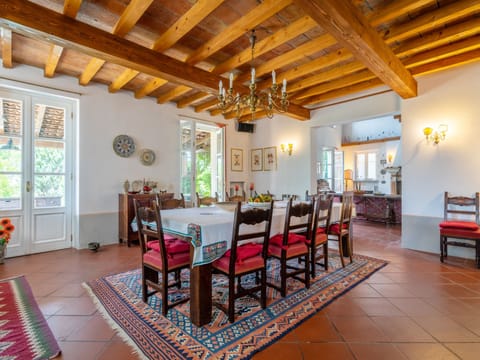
369, 0, 434, 27
1, 28, 12, 68
135, 77, 167, 99
157, 86, 191, 104
394, 18, 480, 58
384, 0, 480, 45
79, 0, 151, 87
257, 49, 353, 91
235, 33, 337, 84
213, 15, 317, 76
410, 48, 480, 77
44, 45, 64, 78
177, 92, 211, 109
293, 0, 417, 99
195, 98, 218, 113
0, 0, 225, 94
63, 0, 82, 19
186, 0, 292, 65
43, 0, 83, 78
112, 0, 154, 37
110, 0, 223, 95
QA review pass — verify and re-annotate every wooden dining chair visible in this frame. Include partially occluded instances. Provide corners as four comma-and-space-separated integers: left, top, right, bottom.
310, 192, 334, 276
328, 191, 354, 267
211, 201, 274, 323
439, 192, 480, 268
158, 193, 186, 209
226, 190, 246, 202
268, 197, 314, 297
196, 192, 218, 207
133, 199, 190, 316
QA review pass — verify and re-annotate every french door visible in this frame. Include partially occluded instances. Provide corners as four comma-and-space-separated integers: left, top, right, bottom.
180, 119, 225, 206
0, 89, 74, 257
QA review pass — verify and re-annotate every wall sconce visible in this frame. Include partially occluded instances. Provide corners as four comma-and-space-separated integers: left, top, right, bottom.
280, 143, 293, 156
423, 124, 448, 144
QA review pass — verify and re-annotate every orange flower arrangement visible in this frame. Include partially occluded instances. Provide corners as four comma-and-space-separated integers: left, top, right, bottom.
0, 218, 15, 246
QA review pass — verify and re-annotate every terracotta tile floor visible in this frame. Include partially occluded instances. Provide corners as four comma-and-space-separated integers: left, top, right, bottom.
2, 221, 480, 359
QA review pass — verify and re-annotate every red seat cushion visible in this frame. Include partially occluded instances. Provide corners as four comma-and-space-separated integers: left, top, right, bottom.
440, 227, 480, 239
439, 221, 479, 230
329, 223, 348, 234
270, 232, 307, 247
213, 254, 264, 275
269, 241, 308, 258
143, 249, 190, 270
147, 238, 190, 255
316, 226, 327, 234
224, 242, 263, 264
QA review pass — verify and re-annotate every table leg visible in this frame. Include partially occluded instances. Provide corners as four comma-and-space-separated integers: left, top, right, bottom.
189, 263, 212, 326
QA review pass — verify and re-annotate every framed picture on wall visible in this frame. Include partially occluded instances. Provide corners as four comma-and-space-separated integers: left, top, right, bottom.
231, 148, 243, 172
251, 148, 263, 171
263, 146, 277, 171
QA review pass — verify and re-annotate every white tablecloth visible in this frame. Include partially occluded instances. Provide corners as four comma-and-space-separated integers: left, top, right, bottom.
160, 202, 346, 266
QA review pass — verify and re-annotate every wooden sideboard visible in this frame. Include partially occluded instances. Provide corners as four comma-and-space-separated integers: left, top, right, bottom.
353, 194, 401, 224
118, 192, 174, 247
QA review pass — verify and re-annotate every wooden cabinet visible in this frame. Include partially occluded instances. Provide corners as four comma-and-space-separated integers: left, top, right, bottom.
353, 194, 401, 224
118, 193, 174, 247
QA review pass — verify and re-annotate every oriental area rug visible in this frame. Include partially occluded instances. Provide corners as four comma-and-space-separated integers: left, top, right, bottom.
0, 275, 61, 359
84, 253, 387, 360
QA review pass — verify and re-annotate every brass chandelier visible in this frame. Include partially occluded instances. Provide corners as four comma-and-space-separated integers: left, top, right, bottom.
217, 30, 289, 120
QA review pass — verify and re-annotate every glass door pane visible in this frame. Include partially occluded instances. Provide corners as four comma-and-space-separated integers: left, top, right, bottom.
180, 120, 194, 205
0, 98, 23, 211
33, 104, 66, 208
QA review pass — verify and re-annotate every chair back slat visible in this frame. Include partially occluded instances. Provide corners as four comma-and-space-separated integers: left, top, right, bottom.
133, 199, 167, 260
283, 197, 315, 239
159, 193, 185, 209
196, 192, 218, 207
312, 192, 334, 238
229, 201, 274, 269
444, 192, 480, 223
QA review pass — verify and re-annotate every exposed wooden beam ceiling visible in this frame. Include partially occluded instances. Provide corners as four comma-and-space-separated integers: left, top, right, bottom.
0, 0, 478, 122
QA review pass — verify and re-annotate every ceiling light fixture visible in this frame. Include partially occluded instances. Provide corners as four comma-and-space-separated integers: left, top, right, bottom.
217, 30, 289, 121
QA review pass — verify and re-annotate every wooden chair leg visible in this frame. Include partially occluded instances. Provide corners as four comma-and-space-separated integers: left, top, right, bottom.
346, 235, 353, 264
281, 259, 287, 297
337, 236, 345, 268
304, 254, 310, 289
311, 247, 316, 278
161, 272, 168, 316
261, 268, 267, 309
324, 243, 329, 271
228, 274, 235, 323
440, 235, 445, 263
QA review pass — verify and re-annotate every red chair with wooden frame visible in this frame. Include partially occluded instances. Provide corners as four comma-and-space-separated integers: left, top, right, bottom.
310, 193, 334, 276
133, 199, 190, 315
328, 191, 354, 268
439, 192, 480, 268
158, 193, 186, 209
211, 201, 274, 323
268, 197, 313, 297
196, 192, 218, 207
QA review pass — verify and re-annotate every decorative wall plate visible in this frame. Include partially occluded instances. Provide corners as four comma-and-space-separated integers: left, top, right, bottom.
140, 149, 155, 166
113, 135, 135, 157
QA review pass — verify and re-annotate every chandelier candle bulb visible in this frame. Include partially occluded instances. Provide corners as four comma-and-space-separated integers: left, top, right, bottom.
272, 70, 276, 84
229, 73, 233, 89
251, 67, 255, 83
282, 79, 287, 93
219, 80, 223, 93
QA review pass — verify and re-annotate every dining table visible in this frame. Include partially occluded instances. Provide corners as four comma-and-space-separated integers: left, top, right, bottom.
156, 200, 350, 326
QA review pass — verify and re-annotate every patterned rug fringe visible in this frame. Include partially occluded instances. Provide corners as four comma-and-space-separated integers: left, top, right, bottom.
82, 283, 148, 360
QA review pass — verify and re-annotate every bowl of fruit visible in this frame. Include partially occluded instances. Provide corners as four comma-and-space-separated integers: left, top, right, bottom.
247, 194, 273, 207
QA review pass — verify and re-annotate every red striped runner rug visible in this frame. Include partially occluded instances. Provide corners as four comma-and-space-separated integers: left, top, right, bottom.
0, 275, 61, 359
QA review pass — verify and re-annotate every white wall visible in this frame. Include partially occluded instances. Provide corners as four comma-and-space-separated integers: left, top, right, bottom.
0, 64, 245, 248
401, 61, 480, 257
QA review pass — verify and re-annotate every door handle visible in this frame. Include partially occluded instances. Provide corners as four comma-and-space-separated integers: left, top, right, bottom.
26, 181, 31, 192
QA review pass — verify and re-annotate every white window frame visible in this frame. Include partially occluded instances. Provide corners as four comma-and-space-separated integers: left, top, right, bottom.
355, 150, 378, 181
